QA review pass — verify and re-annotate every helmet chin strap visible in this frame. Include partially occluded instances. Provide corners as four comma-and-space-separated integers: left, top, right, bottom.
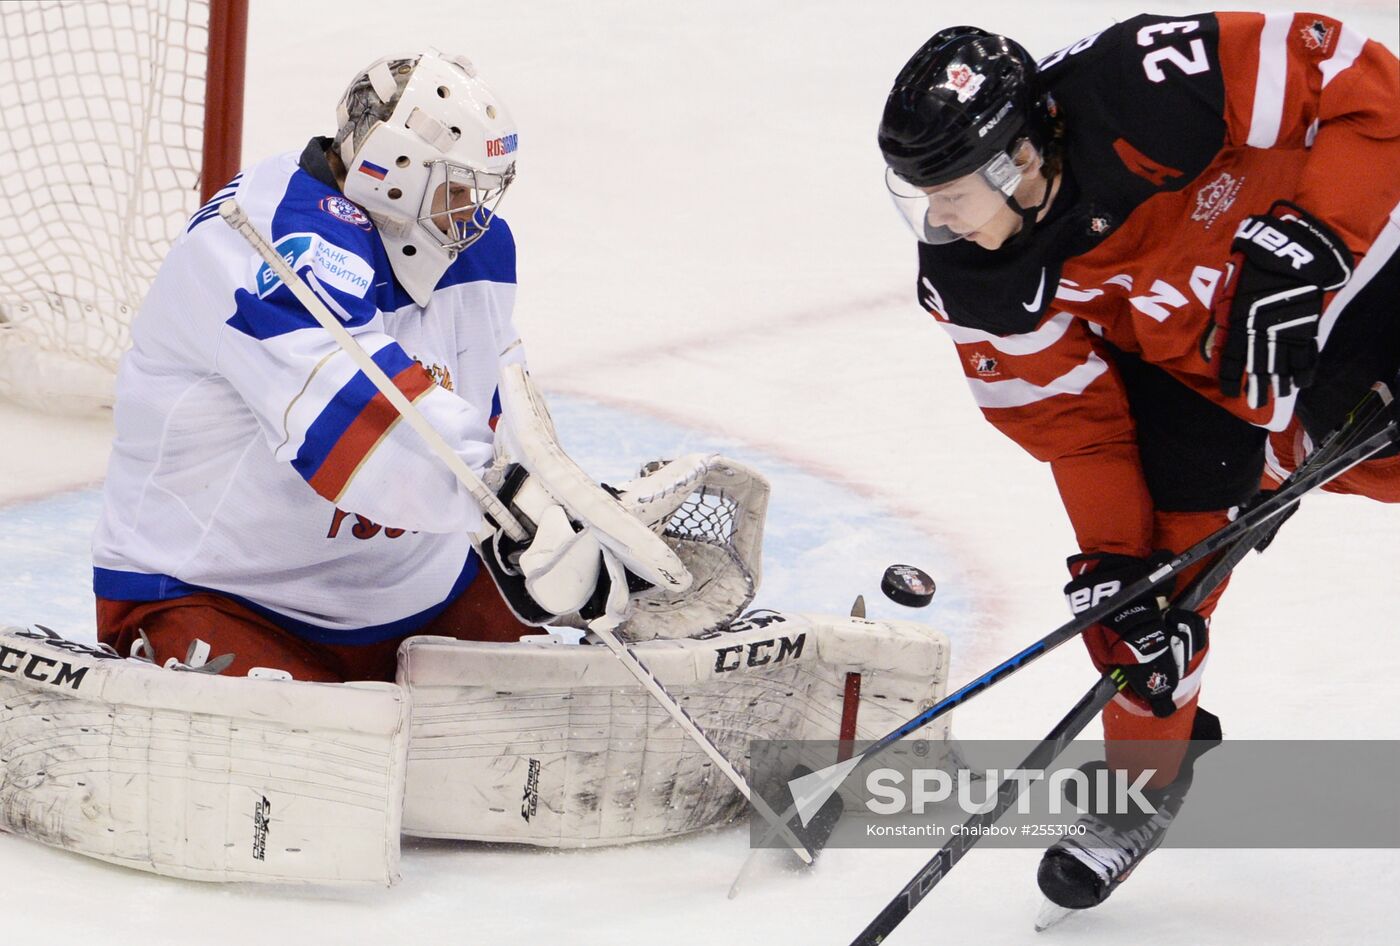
1002, 171, 1055, 247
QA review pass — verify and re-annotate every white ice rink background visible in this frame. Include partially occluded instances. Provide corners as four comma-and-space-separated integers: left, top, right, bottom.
2, 2, 1398, 943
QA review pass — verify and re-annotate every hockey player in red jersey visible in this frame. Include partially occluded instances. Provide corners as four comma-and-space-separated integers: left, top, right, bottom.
877, 13, 1399, 913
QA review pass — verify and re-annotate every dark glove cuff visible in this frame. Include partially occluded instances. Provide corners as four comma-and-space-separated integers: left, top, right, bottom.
1109, 661, 1180, 718
479, 533, 555, 627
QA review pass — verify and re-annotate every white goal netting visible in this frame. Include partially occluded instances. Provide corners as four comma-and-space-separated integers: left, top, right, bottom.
0, 1, 218, 414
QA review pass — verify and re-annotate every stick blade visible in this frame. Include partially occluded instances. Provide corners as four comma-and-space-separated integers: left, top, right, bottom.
789, 755, 861, 827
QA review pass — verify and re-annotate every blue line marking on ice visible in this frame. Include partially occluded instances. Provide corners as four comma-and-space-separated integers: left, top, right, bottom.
0, 395, 973, 653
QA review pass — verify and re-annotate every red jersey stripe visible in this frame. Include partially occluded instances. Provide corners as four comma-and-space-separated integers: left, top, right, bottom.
309, 363, 437, 502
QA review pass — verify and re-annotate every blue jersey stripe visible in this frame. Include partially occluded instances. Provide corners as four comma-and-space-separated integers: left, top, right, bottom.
226, 286, 321, 340
186, 174, 244, 233
94, 552, 480, 645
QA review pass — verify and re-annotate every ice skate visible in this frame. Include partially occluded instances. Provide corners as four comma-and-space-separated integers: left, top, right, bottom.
1036, 709, 1221, 917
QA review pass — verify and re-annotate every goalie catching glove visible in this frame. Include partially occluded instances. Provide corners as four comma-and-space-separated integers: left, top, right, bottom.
1064, 553, 1209, 718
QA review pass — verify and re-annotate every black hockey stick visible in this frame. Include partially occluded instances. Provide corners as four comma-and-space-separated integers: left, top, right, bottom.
734, 383, 1398, 889
848, 674, 1118, 945
845, 472, 1315, 945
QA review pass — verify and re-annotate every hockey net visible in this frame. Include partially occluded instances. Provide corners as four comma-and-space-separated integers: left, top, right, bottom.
0, 0, 245, 414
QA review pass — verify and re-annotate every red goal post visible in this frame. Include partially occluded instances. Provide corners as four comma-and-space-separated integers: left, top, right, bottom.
201, 0, 248, 206
0, 0, 248, 415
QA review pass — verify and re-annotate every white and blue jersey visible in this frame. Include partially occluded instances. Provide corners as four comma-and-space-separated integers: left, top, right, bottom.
93, 139, 524, 642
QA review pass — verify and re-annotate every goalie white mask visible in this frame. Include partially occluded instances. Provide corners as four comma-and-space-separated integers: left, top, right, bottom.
334, 49, 518, 306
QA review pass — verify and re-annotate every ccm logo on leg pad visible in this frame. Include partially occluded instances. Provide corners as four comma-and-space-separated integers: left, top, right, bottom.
0, 644, 88, 689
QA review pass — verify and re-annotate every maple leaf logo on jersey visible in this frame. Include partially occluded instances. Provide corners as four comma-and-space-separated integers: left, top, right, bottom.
941, 62, 985, 103
1299, 19, 1334, 52
1191, 171, 1245, 230
969, 352, 999, 377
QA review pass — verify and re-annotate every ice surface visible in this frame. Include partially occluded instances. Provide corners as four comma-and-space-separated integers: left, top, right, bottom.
2, 2, 1397, 943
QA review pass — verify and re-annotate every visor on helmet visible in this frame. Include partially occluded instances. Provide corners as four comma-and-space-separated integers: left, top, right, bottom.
417, 159, 515, 252
886, 146, 1033, 245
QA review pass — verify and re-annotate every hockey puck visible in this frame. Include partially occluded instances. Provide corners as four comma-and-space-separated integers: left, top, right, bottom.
881, 564, 935, 607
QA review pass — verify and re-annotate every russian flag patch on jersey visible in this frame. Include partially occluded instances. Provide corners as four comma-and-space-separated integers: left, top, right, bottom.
357, 160, 389, 181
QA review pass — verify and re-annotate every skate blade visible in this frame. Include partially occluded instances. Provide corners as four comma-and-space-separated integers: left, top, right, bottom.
1034, 900, 1079, 933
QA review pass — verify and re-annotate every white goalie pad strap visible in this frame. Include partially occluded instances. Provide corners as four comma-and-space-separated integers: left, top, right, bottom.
396, 610, 951, 847
0, 626, 409, 885
617, 457, 771, 641
495, 364, 692, 594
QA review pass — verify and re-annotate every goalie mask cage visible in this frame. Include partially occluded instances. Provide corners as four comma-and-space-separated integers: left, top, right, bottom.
0, 0, 247, 414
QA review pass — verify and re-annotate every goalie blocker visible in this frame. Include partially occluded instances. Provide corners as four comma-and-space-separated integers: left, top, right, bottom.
477, 365, 699, 628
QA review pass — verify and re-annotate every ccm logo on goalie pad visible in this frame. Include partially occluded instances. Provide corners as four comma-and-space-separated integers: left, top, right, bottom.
0, 644, 89, 690
1234, 219, 1315, 270
713, 633, 806, 673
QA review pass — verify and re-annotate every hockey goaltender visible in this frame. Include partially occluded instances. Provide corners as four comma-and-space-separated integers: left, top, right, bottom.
0, 49, 952, 886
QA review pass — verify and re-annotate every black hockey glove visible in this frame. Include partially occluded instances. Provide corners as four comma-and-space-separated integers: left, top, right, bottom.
1211, 200, 1352, 410
1064, 553, 1209, 719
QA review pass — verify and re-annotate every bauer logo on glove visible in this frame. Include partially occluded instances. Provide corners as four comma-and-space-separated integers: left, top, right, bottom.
1210, 200, 1353, 410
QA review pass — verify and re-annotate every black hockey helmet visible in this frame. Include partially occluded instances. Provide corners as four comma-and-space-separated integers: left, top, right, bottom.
878, 27, 1051, 188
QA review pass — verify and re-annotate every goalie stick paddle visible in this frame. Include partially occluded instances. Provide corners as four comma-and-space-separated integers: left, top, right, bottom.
846, 477, 1286, 945
730, 382, 1399, 894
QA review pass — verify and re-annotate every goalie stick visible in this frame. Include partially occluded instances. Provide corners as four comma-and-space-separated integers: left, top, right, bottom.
219, 199, 813, 865
730, 381, 1399, 895
726, 614, 866, 896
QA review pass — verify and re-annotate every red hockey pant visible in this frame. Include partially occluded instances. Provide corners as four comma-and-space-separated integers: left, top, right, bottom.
1096, 446, 1400, 787
96, 570, 535, 683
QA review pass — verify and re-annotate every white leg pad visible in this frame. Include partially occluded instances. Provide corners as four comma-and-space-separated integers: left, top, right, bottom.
0, 626, 409, 885
397, 611, 951, 846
